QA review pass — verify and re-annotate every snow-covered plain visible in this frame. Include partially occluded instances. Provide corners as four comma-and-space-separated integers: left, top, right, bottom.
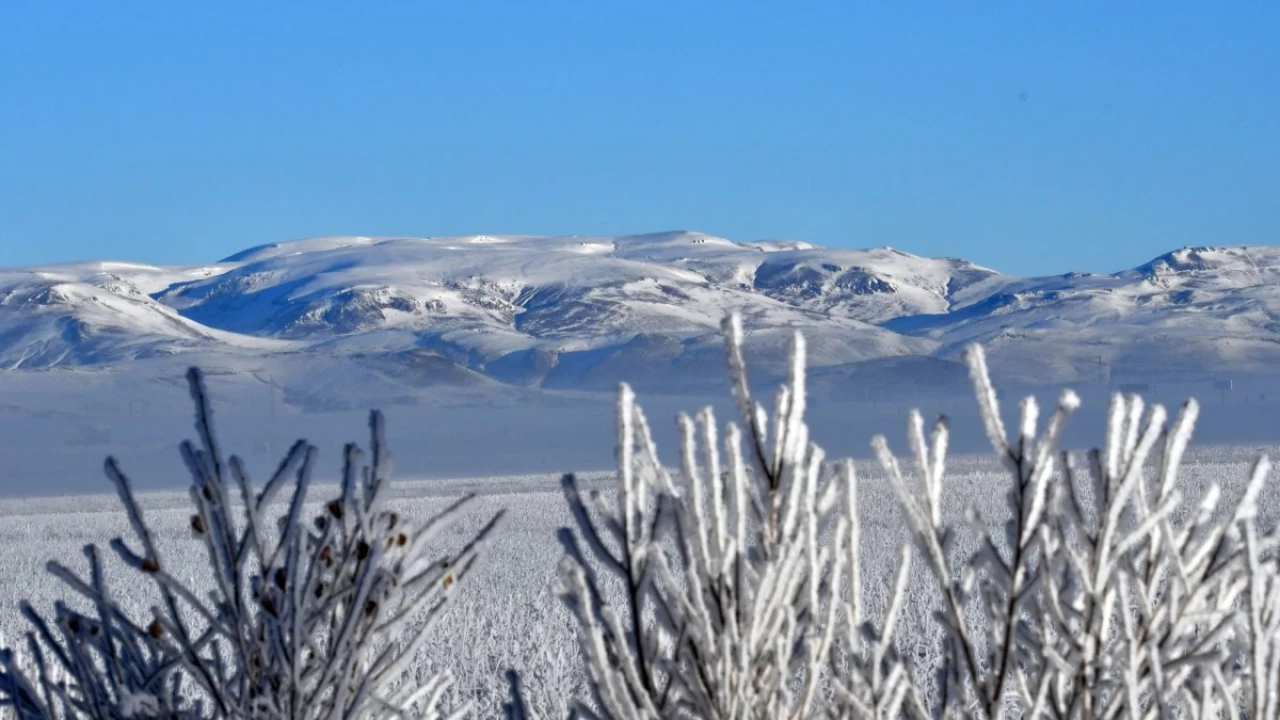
1, 443, 1276, 716
5, 355, 1280, 498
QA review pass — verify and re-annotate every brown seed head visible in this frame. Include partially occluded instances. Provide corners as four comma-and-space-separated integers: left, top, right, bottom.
148, 620, 164, 640
141, 557, 160, 573
327, 500, 343, 519
190, 515, 206, 534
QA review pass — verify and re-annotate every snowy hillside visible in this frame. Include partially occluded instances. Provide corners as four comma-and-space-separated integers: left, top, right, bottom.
2, 235, 1279, 399
0, 262, 294, 368
885, 246, 1280, 383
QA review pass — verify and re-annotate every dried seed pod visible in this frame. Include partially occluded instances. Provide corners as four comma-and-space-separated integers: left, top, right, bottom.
364, 600, 378, 617
356, 540, 370, 560
319, 545, 333, 566
327, 500, 343, 519
201, 483, 214, 501
274, 568, 287, 590
67, 617, 81, 633
190, 514, 206, 534
443, 574, 454, 589
141, 557, 160, 573
148, 620, 164, 639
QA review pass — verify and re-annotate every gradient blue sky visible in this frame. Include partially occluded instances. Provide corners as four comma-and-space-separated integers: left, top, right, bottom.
1, 2, 1276, 276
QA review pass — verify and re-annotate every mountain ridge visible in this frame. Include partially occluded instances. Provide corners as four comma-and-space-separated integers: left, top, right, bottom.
2, 234, 1278, 400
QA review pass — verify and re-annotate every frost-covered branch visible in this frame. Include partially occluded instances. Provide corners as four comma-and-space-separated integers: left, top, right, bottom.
554, 314, 919, 719
873, 344, 1280, 719
0, 367, 502, 719
552, 312, 1280, 719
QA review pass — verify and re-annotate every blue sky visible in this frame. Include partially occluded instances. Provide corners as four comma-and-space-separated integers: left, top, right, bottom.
1, 2, 1276, 276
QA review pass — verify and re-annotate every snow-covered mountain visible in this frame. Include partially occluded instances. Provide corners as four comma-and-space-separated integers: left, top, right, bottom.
2, 234, 1278, 402
885, 246, 1280, 383
0, 261, 294, 368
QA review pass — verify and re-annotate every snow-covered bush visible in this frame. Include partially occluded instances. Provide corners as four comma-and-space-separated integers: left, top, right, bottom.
551, 312, 1280, 718
0, 368, 503, 719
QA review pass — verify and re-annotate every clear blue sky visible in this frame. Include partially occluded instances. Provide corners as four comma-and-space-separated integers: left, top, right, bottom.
1, 2, 1276, 276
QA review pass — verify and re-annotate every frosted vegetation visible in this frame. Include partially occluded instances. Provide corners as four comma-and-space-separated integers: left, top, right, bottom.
2, 313, 1280, 717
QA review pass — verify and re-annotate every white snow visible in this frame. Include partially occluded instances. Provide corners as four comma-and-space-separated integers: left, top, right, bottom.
2, 234, 1279, 390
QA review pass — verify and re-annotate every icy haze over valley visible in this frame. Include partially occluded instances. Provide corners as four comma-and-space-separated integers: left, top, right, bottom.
3, 231, 1280, 493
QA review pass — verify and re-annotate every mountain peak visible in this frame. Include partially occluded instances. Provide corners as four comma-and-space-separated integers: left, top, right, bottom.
4, 233, 1280, 390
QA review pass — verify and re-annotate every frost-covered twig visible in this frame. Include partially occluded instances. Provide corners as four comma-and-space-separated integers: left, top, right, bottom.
873, 344, 1280, 719
554, 313, 919, 719
0, 367, 503, 719
553, 313, 1280, 719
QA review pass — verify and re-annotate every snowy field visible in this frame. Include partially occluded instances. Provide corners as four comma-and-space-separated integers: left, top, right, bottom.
1, 444, 1276, 716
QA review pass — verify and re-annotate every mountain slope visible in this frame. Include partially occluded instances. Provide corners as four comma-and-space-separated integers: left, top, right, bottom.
2, 236, 1278, 397
0, 262, 292, 368
153, 232, 942, 373
885, 246, 1280, 382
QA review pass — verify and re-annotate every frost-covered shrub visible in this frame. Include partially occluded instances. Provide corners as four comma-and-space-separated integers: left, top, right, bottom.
551, 312, 1280, 718
0, 368, 502, 719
